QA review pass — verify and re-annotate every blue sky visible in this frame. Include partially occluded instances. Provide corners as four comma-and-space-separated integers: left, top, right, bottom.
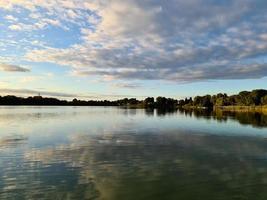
0, 0, 267, 100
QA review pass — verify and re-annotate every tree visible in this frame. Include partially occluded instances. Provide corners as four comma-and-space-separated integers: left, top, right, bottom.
261, 95, 267, 105
144, 97, 154, 107
250, 90, 267, 105
156, 97, 177, 109
128, 98, 139, 105
193, 95, 213, 107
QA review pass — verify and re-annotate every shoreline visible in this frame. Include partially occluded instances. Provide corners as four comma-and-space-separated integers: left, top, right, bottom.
0, 105, 267, 114
181, 105, 267, 114
215, 106, 267, 113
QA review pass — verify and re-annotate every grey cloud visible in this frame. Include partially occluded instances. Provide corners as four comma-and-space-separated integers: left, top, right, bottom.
74, 62, 267, 83
0, 63, 30, 72
22, 0, 267, 82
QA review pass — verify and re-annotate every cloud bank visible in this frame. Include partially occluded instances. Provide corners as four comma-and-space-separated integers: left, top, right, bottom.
0, 88, 146, 100
1, 0, 267, 83
0, 63, 30, 72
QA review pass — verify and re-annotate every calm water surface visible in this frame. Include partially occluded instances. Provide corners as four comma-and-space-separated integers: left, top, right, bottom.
1, 106, 267, 200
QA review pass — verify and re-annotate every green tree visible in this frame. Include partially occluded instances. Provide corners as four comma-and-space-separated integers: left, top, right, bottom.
261, 95, 267, 105
144, 97, 154, 107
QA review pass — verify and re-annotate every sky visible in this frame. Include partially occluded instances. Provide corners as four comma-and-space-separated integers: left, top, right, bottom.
0, 0, 267, 100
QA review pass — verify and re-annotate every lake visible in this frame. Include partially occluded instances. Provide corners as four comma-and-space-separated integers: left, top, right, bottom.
0, 106, 267, 200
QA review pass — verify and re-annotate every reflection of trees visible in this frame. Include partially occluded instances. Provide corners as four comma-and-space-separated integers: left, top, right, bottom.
223, 112, 267, 128
178, 108, 267, 128
156, 108, 177, 116
17, 132, 267, 200
144, 108, 154, 116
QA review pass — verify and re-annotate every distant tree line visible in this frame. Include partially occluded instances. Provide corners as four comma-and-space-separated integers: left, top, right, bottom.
1, 89, 267, 108
178, 89, 267, 108
0, 95, 117, 106
0, 95, 177, 109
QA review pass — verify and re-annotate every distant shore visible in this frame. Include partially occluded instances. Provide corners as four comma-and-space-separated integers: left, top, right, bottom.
215, 106, 267, 113
181, 105, 267, 114
1, 89, 267, 110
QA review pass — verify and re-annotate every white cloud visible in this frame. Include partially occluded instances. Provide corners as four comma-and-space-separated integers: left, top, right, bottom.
8, 24, 22, 30
4, 15, 18, 21
1, 0, 267, 82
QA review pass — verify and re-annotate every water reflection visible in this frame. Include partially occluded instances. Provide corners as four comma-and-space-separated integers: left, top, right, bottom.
178, 108, 267, 128
0, 106, 266, 128
0, 107, 267, 199
3, 132, 267, 199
